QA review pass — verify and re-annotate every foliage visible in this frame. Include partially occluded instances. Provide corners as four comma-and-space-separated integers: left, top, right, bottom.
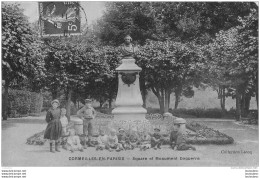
8, 89, 43, 117
2, 3, 45, 86
207, 9, 258, 120
146, 108, 225, 118
95, 2, 159, 45
26, 117, 234, 146
83, 45, 120, 107
2, 3, 46, 120
152, 2, 256, 42
95, 2, 256, 45
186, 122, 234, 144
137, 40, 205, 112
42, 36, 112, 100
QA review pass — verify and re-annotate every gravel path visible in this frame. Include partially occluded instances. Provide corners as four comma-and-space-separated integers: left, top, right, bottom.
1, 117, 258, 167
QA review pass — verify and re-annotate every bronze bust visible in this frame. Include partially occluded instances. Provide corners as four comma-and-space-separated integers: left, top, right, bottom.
120, 35, 138, 58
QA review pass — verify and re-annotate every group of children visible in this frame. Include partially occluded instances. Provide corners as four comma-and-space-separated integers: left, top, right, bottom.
44, 99, 97, 153
94, 124, 196, 152
44, 99, 196, 153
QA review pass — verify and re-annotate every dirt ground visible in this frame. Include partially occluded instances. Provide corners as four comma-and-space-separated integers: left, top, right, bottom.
1, 116, 258, 167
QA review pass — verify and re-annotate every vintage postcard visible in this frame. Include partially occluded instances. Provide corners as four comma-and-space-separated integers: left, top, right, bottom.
1, 1, 258, 175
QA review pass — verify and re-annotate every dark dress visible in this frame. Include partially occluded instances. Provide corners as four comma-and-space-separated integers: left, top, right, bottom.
44, 108, 62, 140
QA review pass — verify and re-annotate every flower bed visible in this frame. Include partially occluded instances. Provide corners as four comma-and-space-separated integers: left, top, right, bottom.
26, 113, 234, 146
185, 122, 234, 145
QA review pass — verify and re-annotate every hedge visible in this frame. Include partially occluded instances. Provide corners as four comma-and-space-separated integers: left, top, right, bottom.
8, 89, 43, 117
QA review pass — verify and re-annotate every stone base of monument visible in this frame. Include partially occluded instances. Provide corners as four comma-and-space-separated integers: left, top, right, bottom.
112, 106, 147, 120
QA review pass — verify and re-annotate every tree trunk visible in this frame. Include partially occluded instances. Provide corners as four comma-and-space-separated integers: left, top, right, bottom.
159, 97, 164, 114
174, 87, 182, 109
235, 90, 242, 121
99, 97, 104, 108
164, 89, 170, 113
168, 91, 170, 109
151, 86, 164, 113
219, 86, 226, 111
108, 97, 112, 109
161, 89, 165, 113
2, 82, 9, 120
139, 70, 147, 108
256, 91, 258, 108
255, 78, 258, 108
77, 101, 80, 109
244, 94, 251, 116
66, 89, 72, 122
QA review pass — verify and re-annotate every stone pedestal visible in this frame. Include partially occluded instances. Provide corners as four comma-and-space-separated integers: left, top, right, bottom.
71, 118, 83, 135
111, 57, 151, 132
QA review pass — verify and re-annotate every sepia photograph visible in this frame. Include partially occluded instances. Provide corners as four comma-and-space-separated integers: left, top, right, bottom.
1, 1, 258, 173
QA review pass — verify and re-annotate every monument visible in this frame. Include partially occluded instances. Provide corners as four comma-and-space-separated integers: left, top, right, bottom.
110, 35, 151, 132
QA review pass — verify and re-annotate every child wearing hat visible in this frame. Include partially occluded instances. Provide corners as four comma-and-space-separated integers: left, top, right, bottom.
151, 128, 163, 150
44, 99, 62, 153
170, 119, 196, 151
77, 99, 97, 149
65, 129, 84, 153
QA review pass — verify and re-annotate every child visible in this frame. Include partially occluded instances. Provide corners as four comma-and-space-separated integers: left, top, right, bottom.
128, 129, 140, 150
106, 129, 121, 152
77, 99, 97, 149
170, 121, 196, 151
139, 131, 151, 151
96, 129, 108, 151
117, 128, 130, 150
60, 108, 69, 136
44, 99, 62, 153
66, 129, 84, 153
151, 128, 163, 150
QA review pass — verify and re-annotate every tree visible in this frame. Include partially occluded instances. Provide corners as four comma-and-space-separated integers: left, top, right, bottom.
42, 36, 112, 120
94, 2, 257, 113
83, 45, 120, 108
96, 2, 257, 45
2, 3, 45, 120
208, 9, 258, 120
95, 2, 159, 46
152, 2, 257, 43
137, 40, 204, 113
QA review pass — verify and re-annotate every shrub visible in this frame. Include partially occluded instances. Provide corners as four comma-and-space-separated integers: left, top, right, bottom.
95, 108, 114, 114
171, 108, 224, 118
8, 89, 43, 117
225, 108, 236, 118
202, 108, 223, 118
145, 108, 225, 118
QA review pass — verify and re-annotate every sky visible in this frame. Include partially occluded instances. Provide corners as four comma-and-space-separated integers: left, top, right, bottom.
16, 1, 106, 25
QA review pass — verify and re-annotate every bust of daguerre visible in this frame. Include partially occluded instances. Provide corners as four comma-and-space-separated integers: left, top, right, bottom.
120, 35, 138, 57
